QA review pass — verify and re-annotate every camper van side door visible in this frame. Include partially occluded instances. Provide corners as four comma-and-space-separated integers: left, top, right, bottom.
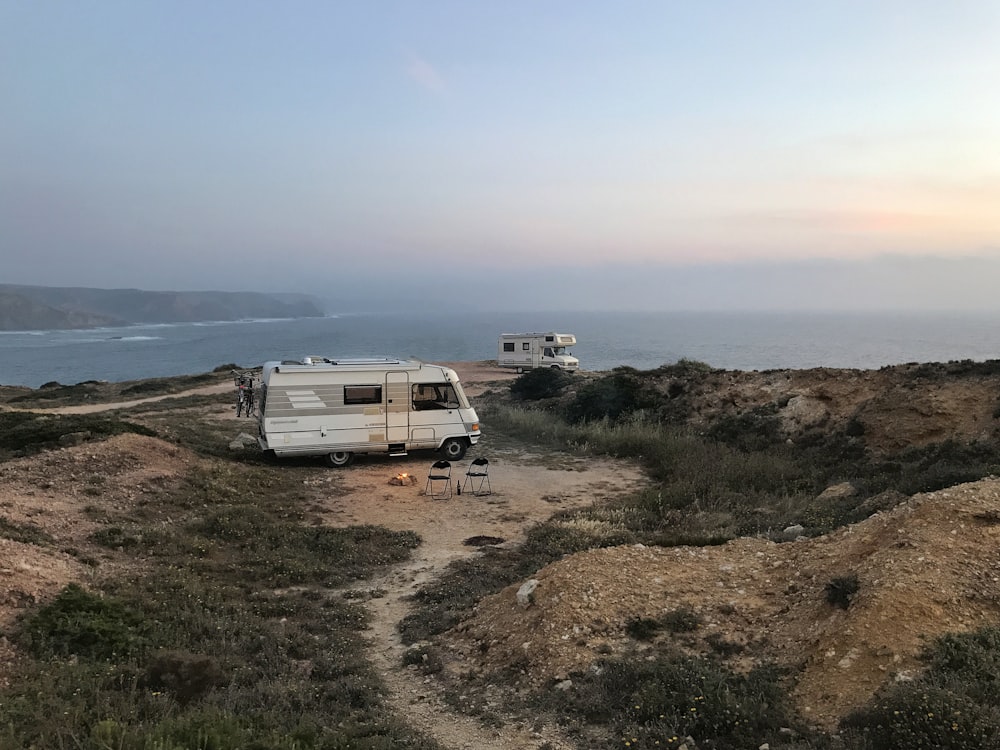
386, 372, 409, 441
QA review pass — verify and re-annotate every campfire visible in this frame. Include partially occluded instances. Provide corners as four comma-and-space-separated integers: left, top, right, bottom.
389, 472, 417, 486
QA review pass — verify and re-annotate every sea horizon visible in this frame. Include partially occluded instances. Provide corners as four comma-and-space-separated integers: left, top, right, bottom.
2, 309, 1000, 388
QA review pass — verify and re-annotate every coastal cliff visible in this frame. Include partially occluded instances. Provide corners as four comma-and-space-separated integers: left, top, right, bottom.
0, 285, 325, 330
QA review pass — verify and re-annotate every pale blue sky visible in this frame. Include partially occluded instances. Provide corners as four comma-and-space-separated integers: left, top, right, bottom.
3, 1, 1000, 310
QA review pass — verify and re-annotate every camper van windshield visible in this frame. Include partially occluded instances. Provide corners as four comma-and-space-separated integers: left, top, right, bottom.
412, 383, 462, 410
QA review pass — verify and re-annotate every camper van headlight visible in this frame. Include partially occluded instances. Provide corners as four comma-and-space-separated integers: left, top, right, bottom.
467, 422, 480, 433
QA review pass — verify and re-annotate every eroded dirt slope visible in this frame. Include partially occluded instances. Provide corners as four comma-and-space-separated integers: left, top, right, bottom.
447, 476, 1000, 727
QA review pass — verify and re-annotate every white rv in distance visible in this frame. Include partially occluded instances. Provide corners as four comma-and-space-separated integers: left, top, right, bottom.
497, 332, 579, 372
255, 357, 480, 467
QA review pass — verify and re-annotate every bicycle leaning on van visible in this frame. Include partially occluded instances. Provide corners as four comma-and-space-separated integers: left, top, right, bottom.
232, 370, 257, 418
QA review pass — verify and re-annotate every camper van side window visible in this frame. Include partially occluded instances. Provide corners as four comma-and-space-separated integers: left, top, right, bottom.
522, 342, 530, 351
503, 342, 515, 352
343, 385, 382, 405
412, 383, 459, 410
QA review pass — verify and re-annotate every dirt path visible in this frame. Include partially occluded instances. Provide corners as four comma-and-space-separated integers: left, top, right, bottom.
322, 449, 645, 750
12, 383, 234, 414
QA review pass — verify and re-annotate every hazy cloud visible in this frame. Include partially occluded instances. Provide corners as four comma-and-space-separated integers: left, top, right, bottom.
406, 55, 446, 93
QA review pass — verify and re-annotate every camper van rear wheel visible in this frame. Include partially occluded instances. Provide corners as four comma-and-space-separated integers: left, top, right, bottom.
325, 451, 354, 468
441, 438, 467, 461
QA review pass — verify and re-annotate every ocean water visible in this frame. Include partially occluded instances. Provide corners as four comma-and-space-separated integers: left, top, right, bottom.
2, 310, 1000, 388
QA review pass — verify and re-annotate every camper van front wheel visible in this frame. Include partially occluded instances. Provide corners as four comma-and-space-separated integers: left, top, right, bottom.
325, 451, 354, 468
441, 438, 467, 461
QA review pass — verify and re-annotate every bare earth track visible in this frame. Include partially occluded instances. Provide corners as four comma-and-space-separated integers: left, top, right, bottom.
3, 361, 1000, 745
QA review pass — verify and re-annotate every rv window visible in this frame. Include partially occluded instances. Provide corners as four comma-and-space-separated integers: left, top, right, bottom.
412, 383, 459, 410
344, 385, 382, 405
503, 342, 515, 352
545, 336, 554, 342
522, 342, 530, 351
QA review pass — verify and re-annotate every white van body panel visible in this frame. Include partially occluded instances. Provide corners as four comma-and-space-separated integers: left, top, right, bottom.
256, 358, 480, 459
497, 332, 579, 371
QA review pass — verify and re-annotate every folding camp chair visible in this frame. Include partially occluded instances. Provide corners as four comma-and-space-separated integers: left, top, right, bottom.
425, 459, 453, 499
464, 457, 491, 496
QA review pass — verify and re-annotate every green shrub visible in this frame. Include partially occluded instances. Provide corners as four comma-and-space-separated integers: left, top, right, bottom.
705, 632, 744, 657
566, 371, 650, 423
0, 516, 53, 545
626, 616, 662, 641
193, 510, 421, 587
842, 683, 999, 749
88, 526, 142, 549
921, 627, 1000, 702
119, 372, 220, 397
705, 404, 784, 451
662, 607, 703, 633
0, 412, 156, 461
17, 583, 149, 661
825, 574, 860, 609
553, 654, 802, 748
142, 649, 225, 705
842, 626, 1000, 749
895, 440, 999, 495
656, 358, 714, 376
510, 367, 573, 401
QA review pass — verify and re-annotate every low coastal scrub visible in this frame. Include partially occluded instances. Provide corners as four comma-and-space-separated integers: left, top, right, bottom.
487, 366, 1000, 536
0, 370, 226, 407
407, 364, 1000, 748
0, 411, 156, 460
509, 366, 575, 400
841, 626, 1000, 749
2, 431, 435, 749
7, 361, 1000, 749
549, 654, 803, 749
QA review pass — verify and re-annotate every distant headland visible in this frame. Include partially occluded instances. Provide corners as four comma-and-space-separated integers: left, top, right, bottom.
0, 284, 325, 331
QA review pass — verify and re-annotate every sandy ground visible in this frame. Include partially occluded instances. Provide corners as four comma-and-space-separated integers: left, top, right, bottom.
324, 449, 645, 749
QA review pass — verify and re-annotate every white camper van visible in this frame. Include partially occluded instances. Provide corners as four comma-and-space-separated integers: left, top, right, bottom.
497, 332, 579, 372
255, 357, 480, 466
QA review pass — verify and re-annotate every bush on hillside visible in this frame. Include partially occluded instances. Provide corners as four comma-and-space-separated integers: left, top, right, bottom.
841, 626, 1000, 749
510, 367, 574, 401
566, 370, 650, 423
551, 654, 802, 748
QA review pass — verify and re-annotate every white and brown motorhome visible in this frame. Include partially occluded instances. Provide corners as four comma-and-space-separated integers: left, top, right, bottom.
256, 357, 480, 466
497, 332, 579, 372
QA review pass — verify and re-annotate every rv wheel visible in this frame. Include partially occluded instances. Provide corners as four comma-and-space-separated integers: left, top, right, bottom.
325, 451, 354, 468
441, 438, 467, 461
